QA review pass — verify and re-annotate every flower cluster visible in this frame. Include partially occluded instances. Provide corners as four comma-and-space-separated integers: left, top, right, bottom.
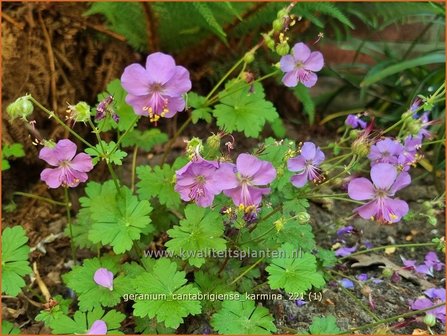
121, 52, 191, 123
175, 153, 276, 209
410, 288, 446, 324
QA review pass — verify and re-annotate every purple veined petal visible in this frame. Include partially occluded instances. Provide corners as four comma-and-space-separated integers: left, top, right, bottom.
236, 154, 276, 185
194, 188, 215, 208
145, 52, 177, 84
245, 186, 271, 206
165, 96, 186, 118
290, 172, 308, 188
251, 161, 276, 186
348, 177, 375, 201
163, 66, 192, 97
41, 167, 64, 189
287, 156, 306, 172
282, 70, 299, 88
424, 288, 446, 301
70, 153, 94, 172
415, 264, 433, 276
39, 146, 60, 166
354, 200, 378, 220
86, 320, 107, 335
304, 51, 324, 72
300, 70, 318, 88
125, 94, 152, 116
382, 197, 409, 223
300, 142, 317, 161
339, 278, 354, 289
223, 186, 243, 206
291, 42, 311, 62
54, 139, 78, 162
313, 147, 325, 165
211, 163, 239, 191
401, 256, 417, 269
424, 252, 441, 267
93, 268, 114, 290
336, 225, 354, 236
280, 54, 296, 72
120, 63, 152, 96
410, 298, 434, 311
370, 163, 397, 190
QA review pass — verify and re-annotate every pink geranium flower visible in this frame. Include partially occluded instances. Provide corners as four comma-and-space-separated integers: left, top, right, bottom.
39, 139, 93, 189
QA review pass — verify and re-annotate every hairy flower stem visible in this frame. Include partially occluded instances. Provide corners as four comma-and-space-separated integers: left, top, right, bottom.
339, 302, 445, 334
64, 187, 76, 262
13, 191, 67, 206
131, 146, 139, 192
339, 242, 437, 261
28, 96, 96, 150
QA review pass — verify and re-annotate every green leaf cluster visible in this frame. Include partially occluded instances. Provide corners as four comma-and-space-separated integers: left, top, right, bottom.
85, 140, 127, 165
2, 143, 25, 171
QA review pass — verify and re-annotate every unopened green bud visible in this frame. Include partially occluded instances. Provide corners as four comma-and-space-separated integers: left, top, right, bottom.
186, 137, 203, 158
263, 34, 275, 50
382, 268, 393, 278
243, 51, 255, 64
296, 212, 310, 224
352, 140, 369, 157
275, 42, 290, 56
423, 313, 437, 327
274, 218, 285, 232
277, 8, 288, 19
67, 101, 91, 122
422, 201, 432, 210
7, 95, 34, 121
406, 120, 421, 136
428, 216, 438, 226
206, 134, 221, 152
272, 19, 283, 32
349, 129, 360, 140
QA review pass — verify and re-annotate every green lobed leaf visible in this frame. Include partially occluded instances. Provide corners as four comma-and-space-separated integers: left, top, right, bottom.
136, 164, 181, 209
166, 205, 227, 267
1, 226, 31, 296
211, 298, 277, 334
35, 295, 72, 329
85, 140, 127, 165
62, 256, 131, 311
309, 315, 341, 334
2, 143, 25, 159
266, 243, 325, 294
213, 79, 279, 138
132, 258, 202, 329
48, 306, 125, 334
2, 321, 20, 335
88, 186, 154, 254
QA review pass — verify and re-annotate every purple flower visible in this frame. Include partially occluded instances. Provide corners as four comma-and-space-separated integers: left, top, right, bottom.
424, 252, 444, 272
86, 320, 107, 335
175, 156, 236, 208
357, 273, 368, 281
121, 52, 191, 122
368, 138, 403, 165
223, 154, 276, 207
336, 225, 355, 237
398, 135, 422, 171
414, 112, 432, 139
280, 42, 324, 88
410, 98, 422, 113
93, 268, 114, 291
345, 114, 367, 129
410, 288, 445, 323
348, 163, 410, 224
334, 244, 357, 257
39, 139, 93, 189
295, 299, 307, 307
288, 142, 325, 188
339, 278, 354, 289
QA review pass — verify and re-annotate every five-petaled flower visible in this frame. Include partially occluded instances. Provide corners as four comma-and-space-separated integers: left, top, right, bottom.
39, 139, 93, 189
93, 268, 114, 291
223, 153, 276, 207
175, 155, 236, 208
121, 52, 191, 123
348, 163, 410, 224
287, 142, 325, 187
368, 138, 403, 165
280, 42, 324, 88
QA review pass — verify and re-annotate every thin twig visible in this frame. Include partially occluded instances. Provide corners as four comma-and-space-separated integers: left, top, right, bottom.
2, 12, 25, 30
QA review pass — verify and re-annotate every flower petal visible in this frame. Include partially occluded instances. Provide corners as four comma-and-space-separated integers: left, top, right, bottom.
236, 154, 276, 185
54, 139, 78, 162
282, 70, 299, 87
280, 54, 296, 72
389, 172, 411, 195
41, 167, 63, 189
125, 94, 151, 116
300, 71, 318, 88
300, 142, 317, 160
70, 153, 93, 173
370, 163, 397, 190
292, 42, 311, 62
163, 66, 191, 97
383, 197, 409, 222
348, 177, 375, 201
354, 200, 378, 220
120, 63, 151, 96
145, 52, 177, 84
93, 268, 114, 290
304, 51, 324, 71
87, 320, 107, 335
165, 96, 186, 118
290, 172, 308, 188
287, 156, 306, 172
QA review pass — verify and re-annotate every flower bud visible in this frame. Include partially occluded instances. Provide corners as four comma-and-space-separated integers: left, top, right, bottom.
272, 19, 283, 32
407, 120, 421, 136
422, 201, 432, 210
423, 313, 437, 327
186, 137, 203, 159
274, 218, 285, 232
296, 212, 310, 224
277, 8, 288, 19
7, 96, 34, 121
382, 267, 393, 278
428, 216, 438, 226
205, 134, 221, 152
263, 34, 275, 50
243, 51, 255, 64
67, 101, 91, 122
275, 41, 290, 56
352, 139, 369, 157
